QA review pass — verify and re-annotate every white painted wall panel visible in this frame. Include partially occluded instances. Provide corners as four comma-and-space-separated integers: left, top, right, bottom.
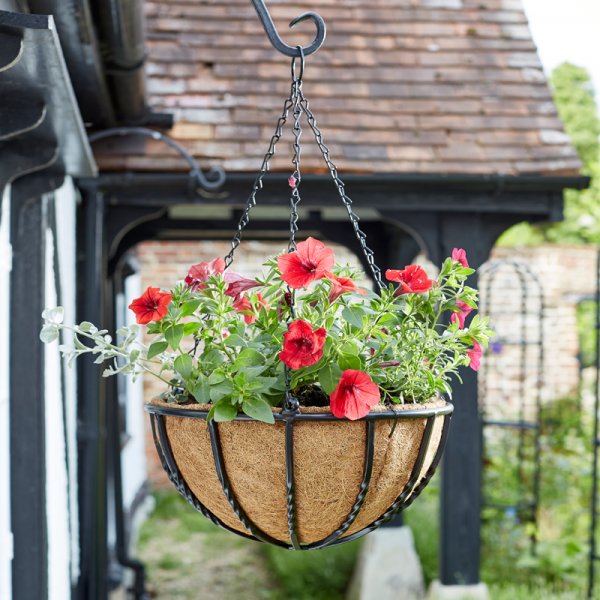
54, 178, 79, 583
0, 186, 13, 600
120, 273, 146, 509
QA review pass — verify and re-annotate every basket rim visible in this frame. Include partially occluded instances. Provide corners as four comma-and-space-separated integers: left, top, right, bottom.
144, 397, 453, 421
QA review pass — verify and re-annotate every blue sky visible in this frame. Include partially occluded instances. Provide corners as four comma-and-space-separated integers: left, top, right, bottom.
522, 0, 600, 98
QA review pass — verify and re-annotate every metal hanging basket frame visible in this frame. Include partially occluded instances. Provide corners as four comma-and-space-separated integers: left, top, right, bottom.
145, 401, 453, 550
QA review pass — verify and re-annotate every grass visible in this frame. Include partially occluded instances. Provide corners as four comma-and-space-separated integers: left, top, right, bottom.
137, 490, 361, 599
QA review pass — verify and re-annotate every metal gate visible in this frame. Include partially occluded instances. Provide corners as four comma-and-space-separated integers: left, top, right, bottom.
478, 260, 544, 549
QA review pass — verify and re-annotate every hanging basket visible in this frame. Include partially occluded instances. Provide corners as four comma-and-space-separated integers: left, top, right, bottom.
145, 398, 452, 549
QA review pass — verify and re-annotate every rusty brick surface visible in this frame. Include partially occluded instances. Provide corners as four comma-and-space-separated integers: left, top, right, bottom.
94, 0, 581, 176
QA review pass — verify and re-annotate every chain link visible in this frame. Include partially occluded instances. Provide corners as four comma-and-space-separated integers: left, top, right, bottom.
224, 89, 294, 268
299, 90, 385, 291
288, 80, 303, 252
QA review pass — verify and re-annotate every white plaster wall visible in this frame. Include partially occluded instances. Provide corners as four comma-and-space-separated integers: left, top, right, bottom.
0, 186, 13, 600
119, 273, 146, 510
44, 179, 80, 600
54, 178, 79, 584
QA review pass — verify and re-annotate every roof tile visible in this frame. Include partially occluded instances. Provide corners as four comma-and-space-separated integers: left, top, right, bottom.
94, 0, 581, 177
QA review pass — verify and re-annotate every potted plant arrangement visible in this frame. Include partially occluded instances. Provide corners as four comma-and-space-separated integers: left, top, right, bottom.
41, 239, 492, 549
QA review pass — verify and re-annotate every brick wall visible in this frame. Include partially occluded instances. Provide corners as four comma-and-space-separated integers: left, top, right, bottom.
138, 240, 598, 486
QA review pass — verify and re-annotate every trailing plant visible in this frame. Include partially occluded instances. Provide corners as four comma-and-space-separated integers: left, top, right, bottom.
41, 239, 492, 423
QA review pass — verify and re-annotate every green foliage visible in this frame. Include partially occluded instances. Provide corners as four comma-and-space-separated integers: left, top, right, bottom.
406, 395, 596, 595
262, 539, 362, 600
498, 62, 600, 247
577, 300, 597, 368
42, 247, 493, 423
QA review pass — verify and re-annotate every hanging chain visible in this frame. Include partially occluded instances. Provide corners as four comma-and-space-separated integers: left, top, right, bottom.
299, 90, 385, 291
288, 79, 303, 252
224, 90, 294, 268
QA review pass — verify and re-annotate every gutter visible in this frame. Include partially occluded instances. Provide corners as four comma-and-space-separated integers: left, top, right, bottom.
94, 0, 172, 128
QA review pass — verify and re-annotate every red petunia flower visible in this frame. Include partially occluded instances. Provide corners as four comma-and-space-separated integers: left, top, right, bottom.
128, 287, 172, 325
325, 273, 367, 303
233, 293, 269, 325
452, 248, 469, 268
450, 301, 474, 329
224, 272, 260, 300
184, 257, 225, 291
330, 370, 380, 420
279, 319, 327, 369
385, 264, 433, 294
277, 237, 335, 289
468, 340, 482, 371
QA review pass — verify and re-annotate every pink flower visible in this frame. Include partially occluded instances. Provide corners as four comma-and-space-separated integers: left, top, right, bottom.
279, 320, 327, 369
185, 257, 225, 291
450, 301, 474, 329
452, 248, 469, 268
288, 175, 297, 189
224, 272, 260, 300
330, 370, 380, 420
277, 237, 335, 289
325, 273, 367, 303
468, 340, 482, 371
386, 264, 434, 294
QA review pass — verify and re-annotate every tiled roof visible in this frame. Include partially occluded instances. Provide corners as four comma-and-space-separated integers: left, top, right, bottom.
93, 0, 582, 176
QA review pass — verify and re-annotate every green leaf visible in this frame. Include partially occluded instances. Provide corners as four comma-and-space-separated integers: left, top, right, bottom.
174, 354, 193, 380
202, 349, 224, 370
342, 306, 365, 329
213, 400, 238, 422
224, 334, 246, 348
191, 374, 211, 403
234, 348, 265, 370
165, 324, 184, 350
147, 341, 168, 359
242, 396, 275, 424
208, 371, 226, 386
319, 363, 343, 394
180, 299, 201, 317
209, 379, 235, 402
338, 353, 362, 371
40, 325, 59, 343
183, 322, 202, 336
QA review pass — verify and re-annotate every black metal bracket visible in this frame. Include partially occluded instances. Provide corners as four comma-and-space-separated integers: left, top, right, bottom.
251, 0, 326, 58
89, 127, 226, 191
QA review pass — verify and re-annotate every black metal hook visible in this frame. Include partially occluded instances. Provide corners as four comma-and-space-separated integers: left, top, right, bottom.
251, 0, 326, 57
88, 127, 226, 190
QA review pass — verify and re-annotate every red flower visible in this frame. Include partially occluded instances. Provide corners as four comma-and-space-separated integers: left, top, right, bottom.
385, 264, 433, 294
277, 237, 335, 289
185, 257, 225, 291
279, 319, 327, 369
330, 370, 380, 420
450, 301, 474, 329
468, 340, 482, 371
224, 272, 260, 299
325, 273, 367, 303
452, 248, 469, 268
128, 287, 172, 325
233, 293, 269, 325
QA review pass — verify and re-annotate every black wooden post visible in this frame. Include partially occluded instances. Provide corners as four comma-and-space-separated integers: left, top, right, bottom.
435, 212, 511, 585
9, 192, 49, 600
76, 187, 109, 600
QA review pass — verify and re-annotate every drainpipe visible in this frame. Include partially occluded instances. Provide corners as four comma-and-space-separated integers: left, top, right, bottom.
95, 0, 173, 128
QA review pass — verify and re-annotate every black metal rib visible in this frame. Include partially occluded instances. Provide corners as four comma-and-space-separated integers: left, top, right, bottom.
151, 415, 257, 541
284, 419, 301, 549
305, 420, 376, 549
330, 414, 442, 546
207, 420, 288, 547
